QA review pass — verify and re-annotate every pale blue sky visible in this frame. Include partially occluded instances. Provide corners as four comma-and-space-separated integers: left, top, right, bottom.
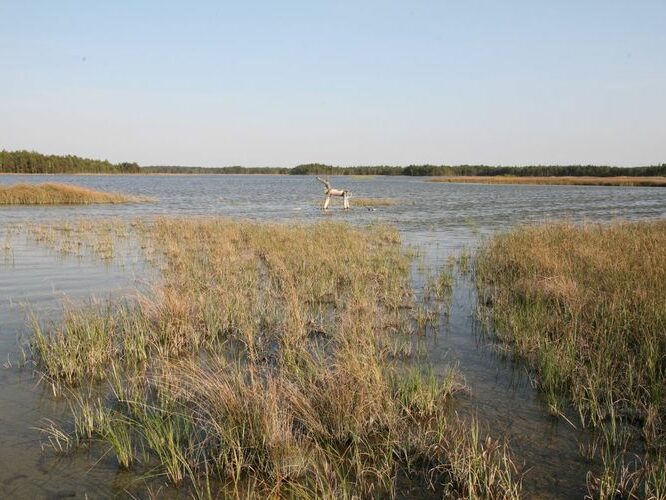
1, 1, 664, 167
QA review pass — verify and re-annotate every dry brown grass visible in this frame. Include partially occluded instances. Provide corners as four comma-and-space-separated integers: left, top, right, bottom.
0, 182, 145, 204
428, 176, 666, 187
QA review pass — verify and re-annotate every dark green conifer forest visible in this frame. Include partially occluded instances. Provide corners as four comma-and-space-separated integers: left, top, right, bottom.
2, 150, 664, 177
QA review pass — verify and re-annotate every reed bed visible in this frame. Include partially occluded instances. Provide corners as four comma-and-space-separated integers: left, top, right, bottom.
24, 218, 144, 261
31, 218, 520, 498
0, 182, 146, 204
350, 197, 397, 207
476, 220, 666, 496
428, 176, 666, 187
310, 197, 397, 209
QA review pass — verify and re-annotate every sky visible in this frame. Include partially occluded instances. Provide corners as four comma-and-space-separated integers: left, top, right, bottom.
1, 1, 665, 167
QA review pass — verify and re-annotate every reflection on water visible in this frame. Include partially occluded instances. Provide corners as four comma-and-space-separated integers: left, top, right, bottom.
1, 174, 665, 497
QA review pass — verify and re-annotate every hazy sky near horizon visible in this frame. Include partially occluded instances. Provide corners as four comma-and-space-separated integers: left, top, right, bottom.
1, 1, 665, 167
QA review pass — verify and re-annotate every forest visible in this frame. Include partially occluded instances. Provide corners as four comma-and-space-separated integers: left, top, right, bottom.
142, 165, 290, 174
2, 150, 665, 177
0, 150, 140, 174
290, 163, 666, 177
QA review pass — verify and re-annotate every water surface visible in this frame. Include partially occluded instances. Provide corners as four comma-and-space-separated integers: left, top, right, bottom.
1, 174, 664, 497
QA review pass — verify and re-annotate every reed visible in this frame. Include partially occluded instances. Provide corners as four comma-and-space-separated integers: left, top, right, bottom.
350, 197, 397, 207
428, 176, 666, 187
31, 302, 117, 385
437, 417, 523, 499
30, 217, 520, 497
0, 182, 145, 204
477, 219, 666, 495
23, 218, 143, 261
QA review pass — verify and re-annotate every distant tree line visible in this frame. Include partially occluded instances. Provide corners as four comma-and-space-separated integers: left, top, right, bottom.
142, 165, 290, 174
0, 150, 140, 174
2, 150, 664, 177
290, 163, 666, 177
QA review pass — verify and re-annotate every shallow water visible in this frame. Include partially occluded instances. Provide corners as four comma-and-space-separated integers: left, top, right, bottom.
1, 174, 665, 497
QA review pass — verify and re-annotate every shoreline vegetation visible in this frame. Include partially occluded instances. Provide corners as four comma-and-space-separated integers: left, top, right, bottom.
429, 176, 666, 187
28, 218, 522, 498
15, 215, 666, 496
0, 183, 146, 205
477, 220, 666, 497
2, 150, 665, 178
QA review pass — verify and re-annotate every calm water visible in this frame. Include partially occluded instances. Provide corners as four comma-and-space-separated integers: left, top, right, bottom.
1, 175, 665, 498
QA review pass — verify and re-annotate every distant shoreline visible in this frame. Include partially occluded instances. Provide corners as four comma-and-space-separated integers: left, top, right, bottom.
3, 150, 666, 177
0, 172, 288, 177
3, 173, 666, 187
428, 176, 666, 187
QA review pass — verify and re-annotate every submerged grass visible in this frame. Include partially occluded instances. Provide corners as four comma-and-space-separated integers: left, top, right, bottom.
17, 218, 152, 263
0, 182, 147, 204
476, 219, 666, 496
429, 176, 666, 187
32, 218, 520, 497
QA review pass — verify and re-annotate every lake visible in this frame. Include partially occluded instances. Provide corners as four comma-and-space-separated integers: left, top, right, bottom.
1, 174, 665, 498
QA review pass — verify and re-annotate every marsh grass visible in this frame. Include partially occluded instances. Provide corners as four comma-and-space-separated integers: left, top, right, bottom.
0, 182, 149, 204
30, 217, 521, 497
311, 197, 397, 208
1, 230, 13, 264
438, 417, 523, 499
457, 247, 472, 274
428, 176, 666, 187
476, 220, 666, 496
350, 197, 397, 207
425, 264, 454, 302
24, 218, 145, 261
31, 302, 117, 385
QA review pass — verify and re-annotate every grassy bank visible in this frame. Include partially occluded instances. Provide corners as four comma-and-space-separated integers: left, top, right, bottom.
477, 220, 666, 497
429, 176, 666, 187
31, 218, 520, 498
0, 183, 142, 204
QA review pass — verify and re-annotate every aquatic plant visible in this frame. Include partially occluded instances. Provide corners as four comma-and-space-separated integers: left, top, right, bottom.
0, 182, 146, 204
437, 417, 523, 499
350, 197, 398, 207
476, 219, 666, 496
30, 218, 520, 497
23, 218, 142, 261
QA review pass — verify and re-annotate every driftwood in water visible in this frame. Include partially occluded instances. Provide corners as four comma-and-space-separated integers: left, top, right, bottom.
316, 177, 349, 210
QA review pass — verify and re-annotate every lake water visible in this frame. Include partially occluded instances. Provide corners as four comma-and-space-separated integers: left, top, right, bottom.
1, 174, 665, 498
